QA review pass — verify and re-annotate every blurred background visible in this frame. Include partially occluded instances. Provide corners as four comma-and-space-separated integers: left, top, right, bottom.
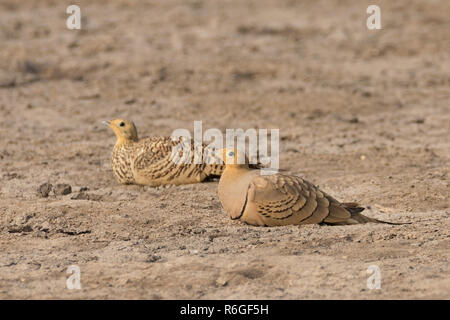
1, 0, 448, 202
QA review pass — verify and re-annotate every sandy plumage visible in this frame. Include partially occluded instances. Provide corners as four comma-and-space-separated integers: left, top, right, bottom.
105, 119, 224, 186
218, 149, 403, 227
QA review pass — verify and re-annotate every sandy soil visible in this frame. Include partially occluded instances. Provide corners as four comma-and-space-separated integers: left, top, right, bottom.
0, 0, 449, 299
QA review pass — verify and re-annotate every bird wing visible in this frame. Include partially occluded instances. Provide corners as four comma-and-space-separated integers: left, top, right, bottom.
246, 173, 351, 226
131, 137, 223, 183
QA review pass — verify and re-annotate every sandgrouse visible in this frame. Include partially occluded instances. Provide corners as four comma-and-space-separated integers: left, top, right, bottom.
104, 119, 224, 186
218, 149, 403, 227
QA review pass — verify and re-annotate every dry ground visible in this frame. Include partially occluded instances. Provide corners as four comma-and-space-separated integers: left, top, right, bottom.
0, 0, 449, 299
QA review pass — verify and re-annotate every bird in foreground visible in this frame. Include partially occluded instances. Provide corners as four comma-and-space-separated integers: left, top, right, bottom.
104, 119, 224, 186
218, 148, 405, 227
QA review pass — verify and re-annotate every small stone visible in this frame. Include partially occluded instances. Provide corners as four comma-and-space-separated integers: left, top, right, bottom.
53, 183, 72, 195
146, 255, 161, 263
37, 183, 52, 197
71, 192, 89, 200
216, 277, 228, 287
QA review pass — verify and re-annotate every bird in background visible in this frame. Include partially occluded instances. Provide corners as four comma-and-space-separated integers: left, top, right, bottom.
218, 148, 406, 227
104, 119, 224, 186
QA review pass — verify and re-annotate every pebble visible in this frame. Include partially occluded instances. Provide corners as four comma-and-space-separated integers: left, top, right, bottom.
37, 183, 52, 197
53, 184, 72, 195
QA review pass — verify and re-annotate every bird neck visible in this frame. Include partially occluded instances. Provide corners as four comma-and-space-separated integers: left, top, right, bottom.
115, 137, 136, 147
223, 165, 252, 178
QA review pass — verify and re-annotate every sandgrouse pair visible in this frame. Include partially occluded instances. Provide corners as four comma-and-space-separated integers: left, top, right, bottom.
105, 119, 400, 227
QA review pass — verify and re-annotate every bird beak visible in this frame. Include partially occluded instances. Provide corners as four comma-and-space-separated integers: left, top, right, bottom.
102, 120, 111, 127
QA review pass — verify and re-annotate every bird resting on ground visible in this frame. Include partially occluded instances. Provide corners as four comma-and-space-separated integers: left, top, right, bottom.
218, 148, 404, 227
104, 119, 224, 186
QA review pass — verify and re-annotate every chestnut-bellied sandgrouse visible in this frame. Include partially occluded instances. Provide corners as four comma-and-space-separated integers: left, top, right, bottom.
218, 148, 405, 227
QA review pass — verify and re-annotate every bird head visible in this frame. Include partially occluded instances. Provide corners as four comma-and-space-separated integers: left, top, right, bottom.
218, 148, 249, 169
103, 119, 138, 142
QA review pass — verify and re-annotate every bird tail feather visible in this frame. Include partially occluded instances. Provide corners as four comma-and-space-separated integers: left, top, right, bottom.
342, 202, 410, 225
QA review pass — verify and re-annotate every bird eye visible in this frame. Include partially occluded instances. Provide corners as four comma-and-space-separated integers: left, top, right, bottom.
228, 151, 235, 156
119, 122, 125, 127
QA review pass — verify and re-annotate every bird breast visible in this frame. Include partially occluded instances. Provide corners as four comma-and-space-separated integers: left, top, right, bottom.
218, 170, 260, 219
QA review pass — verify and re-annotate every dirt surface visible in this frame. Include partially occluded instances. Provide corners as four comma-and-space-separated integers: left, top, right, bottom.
0, 0, 449, 299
